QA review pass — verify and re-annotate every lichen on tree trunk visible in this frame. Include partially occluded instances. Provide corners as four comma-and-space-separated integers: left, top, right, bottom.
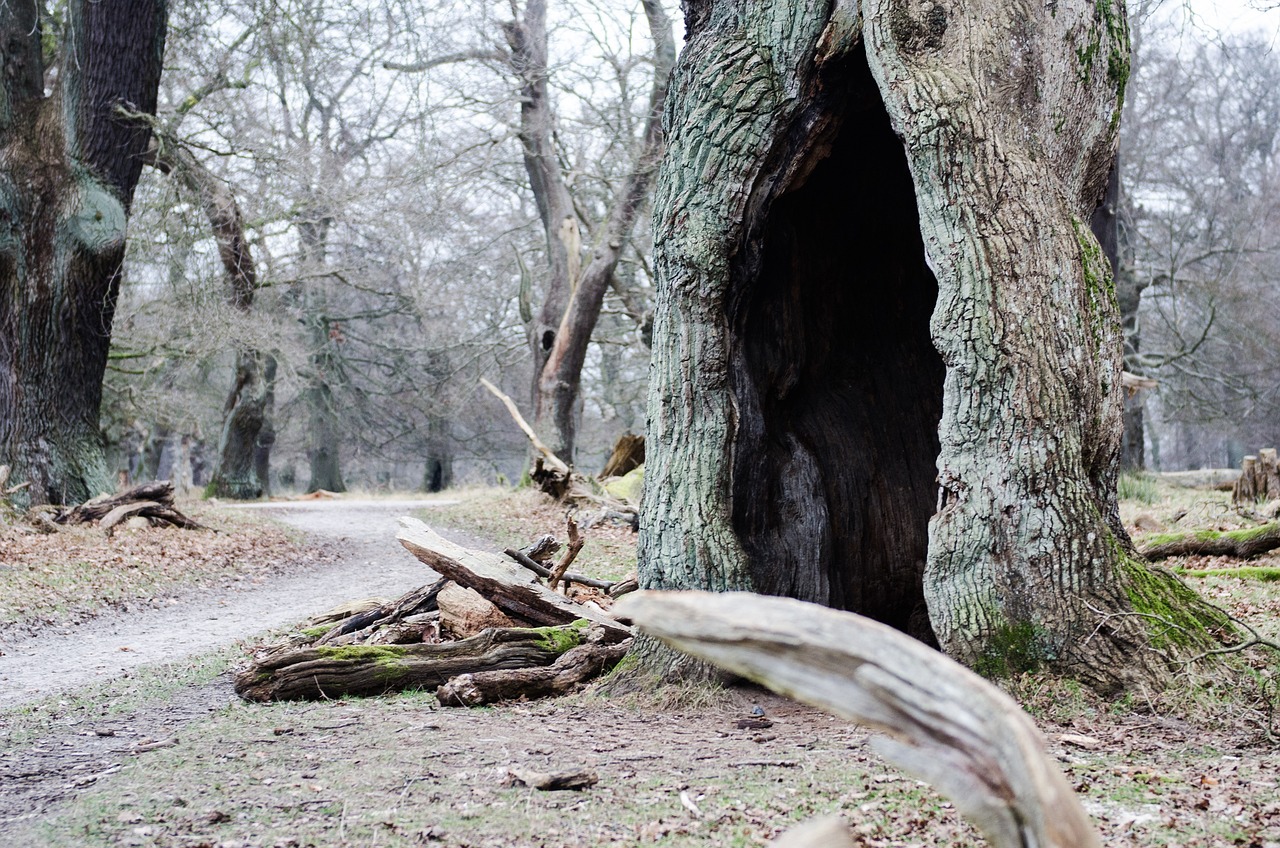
639, 0, 1231, 693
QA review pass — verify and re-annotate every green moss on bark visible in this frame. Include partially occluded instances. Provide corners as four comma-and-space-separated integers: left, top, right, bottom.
1117, 558, 1235, 651
973, 620, 1054, 679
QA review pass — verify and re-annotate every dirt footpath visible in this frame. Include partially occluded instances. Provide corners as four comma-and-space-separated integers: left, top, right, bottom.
0, 500, 467, 709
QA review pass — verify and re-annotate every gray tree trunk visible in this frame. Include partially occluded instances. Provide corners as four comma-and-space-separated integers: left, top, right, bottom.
639, 0, 1226, 693
148, 138, 274, 499
506, 0, 675, 462
0, 0, 167, 506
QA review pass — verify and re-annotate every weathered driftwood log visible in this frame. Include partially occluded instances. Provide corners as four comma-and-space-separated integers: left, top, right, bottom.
600, 433, 645, 478
1233, 448, 1280, 505
615, 591, 1100, 848
55, 481, 205, 531
397, 517, 632, 642
235, 623, 590, 701
1139, 523, 1280, 560
436, 638, 632, 706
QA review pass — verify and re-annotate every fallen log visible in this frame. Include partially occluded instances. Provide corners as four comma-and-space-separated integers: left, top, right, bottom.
615, 591, 1100, 848
1138, 523, 1280, 560
396, 517, 632, 642
235, 623, 591, 701
436, 638, 631, 706
55, 481, 205, 532
438, 582, 516, 638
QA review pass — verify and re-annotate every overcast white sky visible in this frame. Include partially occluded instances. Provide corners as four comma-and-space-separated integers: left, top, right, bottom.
1178, 0, 1278, 38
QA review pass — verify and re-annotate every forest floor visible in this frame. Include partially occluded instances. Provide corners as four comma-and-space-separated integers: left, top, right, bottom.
0, 483, 1277, 847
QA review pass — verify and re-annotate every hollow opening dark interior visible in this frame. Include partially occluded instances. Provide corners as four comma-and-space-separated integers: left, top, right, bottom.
727, 47, 944, 644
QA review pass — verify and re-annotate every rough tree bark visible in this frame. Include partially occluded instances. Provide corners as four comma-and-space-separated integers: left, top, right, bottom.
0, 0, 168, 505
147, 138, 274, 499
504, 0, 676, 462
639, 0, 1228, 692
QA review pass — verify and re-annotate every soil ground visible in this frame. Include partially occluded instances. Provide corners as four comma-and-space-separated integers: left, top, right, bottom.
0, 487, 1278, 847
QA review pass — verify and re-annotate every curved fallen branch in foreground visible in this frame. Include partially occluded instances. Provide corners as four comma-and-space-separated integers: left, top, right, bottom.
614, 591, 1099, 848
1139, 523, 1280, 561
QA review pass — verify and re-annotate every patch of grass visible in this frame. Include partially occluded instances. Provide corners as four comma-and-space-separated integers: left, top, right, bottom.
1118, 471, 1160, 505
0, 646, 240, 746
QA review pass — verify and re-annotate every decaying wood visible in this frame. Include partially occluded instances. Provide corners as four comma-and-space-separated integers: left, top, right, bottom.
547, 516, 584, 591
1157, 469, 1240, 490
436, 638, 631, 706
235, 624, 589, 701
503, 546, 636, 597
54, 481, 206, 532
438, 581, 516, 638
1139, 523, 1280, 560
506, 768, 599, 791
615, 591, 1100, 848
600, 433, 645, 479
1233, 448, 1280, 505
314, 581, 445, 644
521, 534, 562, 562
397, 517, 631, 642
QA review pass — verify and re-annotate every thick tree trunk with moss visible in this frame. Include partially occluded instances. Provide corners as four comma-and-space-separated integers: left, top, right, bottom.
0, 0, 167, 506
639, 0, 1229, 693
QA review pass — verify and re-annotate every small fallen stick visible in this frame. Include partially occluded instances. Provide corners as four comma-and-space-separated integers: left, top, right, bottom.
548, 516, 584, 592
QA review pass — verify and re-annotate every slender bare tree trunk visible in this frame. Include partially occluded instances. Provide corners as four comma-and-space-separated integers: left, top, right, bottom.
148, 139, 274, 498
506, 0, 675, 462
639, 0, 1229, 692
0, 0, 167, 505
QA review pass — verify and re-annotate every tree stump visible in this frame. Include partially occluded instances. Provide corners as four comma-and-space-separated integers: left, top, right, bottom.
1233, 449, 1280, 505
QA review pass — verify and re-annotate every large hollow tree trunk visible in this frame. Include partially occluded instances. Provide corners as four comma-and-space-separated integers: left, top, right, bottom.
639, 0, 1229, 693
0, 0, 167, 506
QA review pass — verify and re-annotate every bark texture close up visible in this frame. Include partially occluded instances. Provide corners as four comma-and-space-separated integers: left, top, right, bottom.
640, 0, 1227, 692
0, 0, 168, 505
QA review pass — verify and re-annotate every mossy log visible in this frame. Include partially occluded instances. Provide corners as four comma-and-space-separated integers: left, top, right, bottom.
396, 517, 632, 642
436, 639, 632, 706
234, 624, 590, 702
616, 591, 1099, 848
1139, 523, 1280, 560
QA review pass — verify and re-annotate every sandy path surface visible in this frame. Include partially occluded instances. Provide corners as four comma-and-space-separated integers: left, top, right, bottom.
0, 499, 473, 709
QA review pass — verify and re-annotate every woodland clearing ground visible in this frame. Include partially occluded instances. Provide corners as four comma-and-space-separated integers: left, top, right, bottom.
0, 486, 1277, 846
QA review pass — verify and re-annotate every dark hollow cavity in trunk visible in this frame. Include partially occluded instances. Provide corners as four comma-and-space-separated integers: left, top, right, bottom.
726, 47, 943, 643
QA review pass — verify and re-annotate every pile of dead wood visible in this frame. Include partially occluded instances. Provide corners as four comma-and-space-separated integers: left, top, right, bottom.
6, 478, 205, 536
234, 516, 634, 705
480, 378, 644, 529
